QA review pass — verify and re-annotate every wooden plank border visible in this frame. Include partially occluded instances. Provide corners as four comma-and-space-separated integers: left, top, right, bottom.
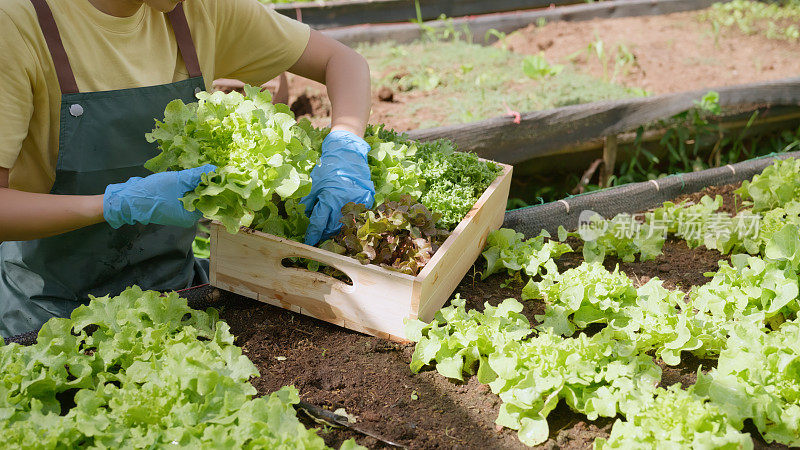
271, 0, 581, 30
322, 0, 726, 46
514, 106, 800, 176
405, 77, 800, 165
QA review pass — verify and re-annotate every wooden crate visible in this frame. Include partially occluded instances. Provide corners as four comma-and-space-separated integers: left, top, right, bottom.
210, 162, 513, 341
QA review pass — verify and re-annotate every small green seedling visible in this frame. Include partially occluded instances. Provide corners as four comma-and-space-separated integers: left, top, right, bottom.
522, 53, 564, 80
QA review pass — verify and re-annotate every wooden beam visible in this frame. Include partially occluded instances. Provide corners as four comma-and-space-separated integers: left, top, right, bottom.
601, 135, 618, 187
406, 77, 800, 165
274, 0, 583, 30
529, 107, 800, 161
513, 107, 800, 176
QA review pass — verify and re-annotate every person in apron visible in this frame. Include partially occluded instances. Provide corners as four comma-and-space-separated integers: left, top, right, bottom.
0, 0, 375, 338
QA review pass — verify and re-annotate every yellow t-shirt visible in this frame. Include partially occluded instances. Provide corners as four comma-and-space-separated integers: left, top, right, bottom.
0, 0, 310, 193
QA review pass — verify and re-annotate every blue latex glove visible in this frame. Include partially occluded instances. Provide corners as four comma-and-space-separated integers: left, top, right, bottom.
103, 164, 217, 229
302, 130, 376, 246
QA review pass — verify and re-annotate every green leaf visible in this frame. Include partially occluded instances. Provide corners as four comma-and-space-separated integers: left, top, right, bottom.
518, 416, 550, 446
436, 351, 466, 380
409, 336, 441, 373
0, 287, 332, 449
404, 319, 428, 342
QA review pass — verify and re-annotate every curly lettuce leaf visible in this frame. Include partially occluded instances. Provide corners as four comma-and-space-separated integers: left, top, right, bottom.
0, 286, 353, 449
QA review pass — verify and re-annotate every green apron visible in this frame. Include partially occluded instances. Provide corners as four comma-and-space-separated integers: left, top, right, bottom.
0, 1, 207, 338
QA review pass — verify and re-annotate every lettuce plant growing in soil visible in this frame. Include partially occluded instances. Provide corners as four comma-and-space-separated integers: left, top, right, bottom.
0, 287, 362, 449
407, 158, 800, 448
23, 159, 790, 449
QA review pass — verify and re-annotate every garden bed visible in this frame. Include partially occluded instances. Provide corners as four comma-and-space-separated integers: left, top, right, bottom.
289, 4, 800, 133
182, 173, 787, 449
322, 0, 723, 47
7, 154, 799, 447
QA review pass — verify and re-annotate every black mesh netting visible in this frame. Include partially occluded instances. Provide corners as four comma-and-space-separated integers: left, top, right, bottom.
504, 151, 800, 237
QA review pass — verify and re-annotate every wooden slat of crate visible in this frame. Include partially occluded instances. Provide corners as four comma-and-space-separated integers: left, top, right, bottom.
211, 228, 417, 340
414, 162, 512, 322
210, 162, 512, 341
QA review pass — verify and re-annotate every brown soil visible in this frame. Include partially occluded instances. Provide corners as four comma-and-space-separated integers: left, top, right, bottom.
280, 9, 799, 132
200, 181, 787, 449
504, 11, 800, 96
557, 237, 730, 293
214, 284, 525, 450
213, 274, 618, 449
671, 182, 746, 216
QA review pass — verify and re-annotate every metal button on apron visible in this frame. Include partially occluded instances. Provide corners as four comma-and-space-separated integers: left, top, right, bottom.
69, 104, 83, 117
194, 87, 202, 95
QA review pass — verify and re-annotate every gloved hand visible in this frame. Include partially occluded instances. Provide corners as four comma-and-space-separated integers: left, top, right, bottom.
302, 130, 376, 246
103, 164, 217, 229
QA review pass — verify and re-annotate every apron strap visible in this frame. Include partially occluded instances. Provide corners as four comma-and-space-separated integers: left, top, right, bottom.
28, 0, 79, 94
166, 4, 203, 79
28, 1, 203, 95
